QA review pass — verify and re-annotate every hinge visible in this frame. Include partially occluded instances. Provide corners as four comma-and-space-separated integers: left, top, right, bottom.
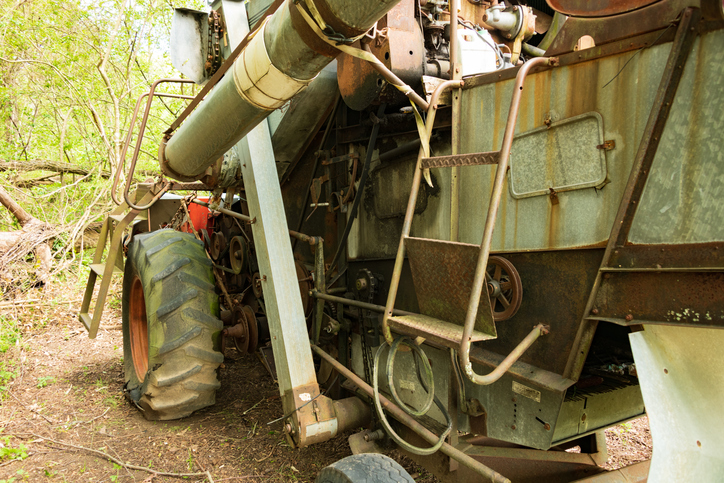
597, 140, 616, 151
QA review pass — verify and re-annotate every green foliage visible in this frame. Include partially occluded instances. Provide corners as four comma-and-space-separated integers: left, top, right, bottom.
110, 462, 122, 482
0, 316, 20, 353
0, 0, 206, 254
36, 376, 55, 388
0, 436, 29, 463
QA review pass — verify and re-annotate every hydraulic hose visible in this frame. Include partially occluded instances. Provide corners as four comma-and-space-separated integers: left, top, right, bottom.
372, 338, 452, 456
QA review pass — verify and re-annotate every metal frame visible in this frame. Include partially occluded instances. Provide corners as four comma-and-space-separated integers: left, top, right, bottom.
565, 6, 703, 380
79, 189, 156, 338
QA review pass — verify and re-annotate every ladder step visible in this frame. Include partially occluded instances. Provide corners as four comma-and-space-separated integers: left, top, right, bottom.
79, 313, 92, 332
90, 263, 122, 277
109, 213, 147, 224
388, 314, 494, 350
421, 151, 499, 169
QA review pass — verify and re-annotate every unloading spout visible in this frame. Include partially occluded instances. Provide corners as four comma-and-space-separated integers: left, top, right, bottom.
160, 0, 402, 181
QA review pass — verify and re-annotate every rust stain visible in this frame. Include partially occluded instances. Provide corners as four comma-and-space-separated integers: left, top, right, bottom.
566, 62, 600, 118
492, 81, 504, 149
533, 71, 551, 127
548, 197, 560, 248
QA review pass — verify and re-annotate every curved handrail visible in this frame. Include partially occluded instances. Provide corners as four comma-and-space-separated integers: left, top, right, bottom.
459, 57, 557, 385
111, 78, 196, 209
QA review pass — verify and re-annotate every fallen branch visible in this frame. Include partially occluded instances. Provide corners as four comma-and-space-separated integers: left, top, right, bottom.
27, 433, 211, 480
0, 159, 111, 178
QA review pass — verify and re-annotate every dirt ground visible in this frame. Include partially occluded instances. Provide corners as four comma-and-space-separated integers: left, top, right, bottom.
0, 284, 651, 482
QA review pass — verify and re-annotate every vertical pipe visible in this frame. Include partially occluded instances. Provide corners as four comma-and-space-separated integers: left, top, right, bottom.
381, 79, 463, 343
449, 0, 461, 242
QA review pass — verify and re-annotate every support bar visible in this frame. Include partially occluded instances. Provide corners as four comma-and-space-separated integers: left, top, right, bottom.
311, 344, 511, 483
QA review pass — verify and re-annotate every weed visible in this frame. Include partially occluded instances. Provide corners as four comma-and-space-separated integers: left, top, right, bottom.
103, 396, 118, 408
187, 450, 195, 471
0, 316, 20, 353
0, 436, 29, 462
110, 462, 122, 482
36, 376, 55, 388
0, 361, 17, 396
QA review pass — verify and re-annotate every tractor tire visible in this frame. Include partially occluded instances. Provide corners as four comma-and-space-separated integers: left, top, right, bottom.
316, 454, 415, 483
122, 229, 223, 420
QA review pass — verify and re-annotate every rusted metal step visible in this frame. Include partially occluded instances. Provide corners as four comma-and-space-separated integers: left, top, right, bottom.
90, 263, 122, 277
109, 213, 146, 224
388, 314, 494, 350
403, 237, 498, 338
420, 151, 499, 169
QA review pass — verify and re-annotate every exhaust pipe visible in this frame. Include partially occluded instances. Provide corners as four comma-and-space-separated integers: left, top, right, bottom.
161, 0, 401, 181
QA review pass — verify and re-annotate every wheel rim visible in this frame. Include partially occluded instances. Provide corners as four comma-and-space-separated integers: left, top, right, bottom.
129, 276, 149, 380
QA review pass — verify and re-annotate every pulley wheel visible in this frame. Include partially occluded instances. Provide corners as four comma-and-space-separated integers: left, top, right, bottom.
209, 232, 226, 260
230, 305, 249, 353
486, 256, 523, 321
242, 305, 259, 353
229, 236, 246, 274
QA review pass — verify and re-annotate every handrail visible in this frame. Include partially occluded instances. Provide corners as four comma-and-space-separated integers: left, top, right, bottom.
380, 79, 464, 344
459, 57, 557, 385
111, 78, 195, 209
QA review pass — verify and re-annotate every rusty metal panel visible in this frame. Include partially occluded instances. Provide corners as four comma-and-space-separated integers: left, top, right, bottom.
592, 271, 724, 328
404, 237, 497, 337
546, 0, 660, 18
454, 41, 671, 252
628, 30, 724, 245
509, 112, 608, 199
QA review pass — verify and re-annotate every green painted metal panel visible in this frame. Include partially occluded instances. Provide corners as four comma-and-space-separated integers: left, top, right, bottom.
629, 30, 724, 245
453, 42, 670, 251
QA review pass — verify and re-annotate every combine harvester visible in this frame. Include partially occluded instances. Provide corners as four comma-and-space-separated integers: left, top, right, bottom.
79, 0, 724, 480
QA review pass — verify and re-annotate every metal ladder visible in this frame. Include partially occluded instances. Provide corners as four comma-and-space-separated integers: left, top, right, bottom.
381, 58, 554, 385
78, 191, 152, 339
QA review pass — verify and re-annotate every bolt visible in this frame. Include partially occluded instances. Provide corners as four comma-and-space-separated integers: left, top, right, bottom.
512, 397, 516, 403
625, 314, 634, 322
511, 425, 516, 430
356, 278, 368, 291
544, 423, 551, 431
284, 423, 293, 434
581, 413, 587, 421
591, 308, 599, 315
664, 368, 669, 374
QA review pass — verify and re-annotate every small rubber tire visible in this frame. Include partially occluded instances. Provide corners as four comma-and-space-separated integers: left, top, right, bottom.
316, 454, 415, 483
122, 229, 223, 420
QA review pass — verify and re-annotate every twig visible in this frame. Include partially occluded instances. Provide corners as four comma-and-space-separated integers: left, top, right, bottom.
0, 298, 82, 308
25, 433, 209, 479
6, 391, 55, 424
216, 476, 265, 481
253, 443, 278, 463
55, 407, 109, 429
242, 398, 265, 416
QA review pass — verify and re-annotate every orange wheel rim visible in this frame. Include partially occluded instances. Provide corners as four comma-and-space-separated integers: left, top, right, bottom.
129, 276, 149, 380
